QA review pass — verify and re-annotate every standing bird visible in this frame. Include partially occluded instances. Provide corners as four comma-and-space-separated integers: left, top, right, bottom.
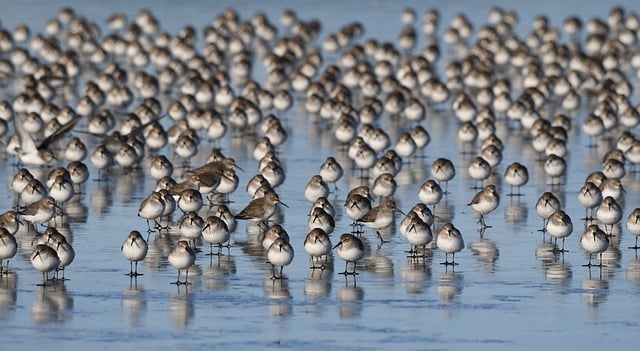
0, 210, 21, 235
358, 200, 405, 242
418, 179, 443, 210
333, 233, 365, 275
535, 192, 561, 232
31, 244, 60, 286
121, 230, 148, 276
201, 215, 231, 255
431, 158, 455, 194
437, 223, 465, 265
579, 225, 609, 267
319, 156, 343, 191
304, 228, 332, 269
627, 208, 640, 249
19, 197, 61, 232
168, 240, 196, 285
504, 162, 529, 196
267, 237, 294, 279
0, 228, 18, 274
468, 184, 500, 228
577, 182, 603, 221
595, 196, 622, 235
235, 190, 288, 226
137, 191, 165, 232
47, 232, 75, 280
546, 210, 573, 253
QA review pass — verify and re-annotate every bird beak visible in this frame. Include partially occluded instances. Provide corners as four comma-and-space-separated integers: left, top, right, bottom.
280, 201, 289, 208
333, 242, 342, 249
234, 165, 245, 172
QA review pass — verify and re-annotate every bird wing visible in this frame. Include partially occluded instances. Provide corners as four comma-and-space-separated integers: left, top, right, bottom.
38, 116, 80, 151
13, 115, 38, 155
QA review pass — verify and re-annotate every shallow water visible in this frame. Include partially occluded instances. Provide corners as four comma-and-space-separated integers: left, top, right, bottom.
1, 1, 640, 350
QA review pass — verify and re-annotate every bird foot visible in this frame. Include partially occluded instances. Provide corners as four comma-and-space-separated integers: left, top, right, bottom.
126, 272, 143, 277
628, 246, 640, 250
171, 280, 191, 285
339, 271, 359, 276
440, 261, 458, 266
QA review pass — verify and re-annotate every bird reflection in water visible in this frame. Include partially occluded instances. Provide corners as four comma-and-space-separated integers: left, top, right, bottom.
366, 246, 394, 279
626, 256, 640, 290
581, 267, 609, 308
544, 260, 573, 288
337, 279, 364, 319
65, 196, 89, 223
116, 169, 145, 206
202, 254, 237, 292
305, 267, 333, 316
31, 280, 73, 324
144, 235, 172, 272
434, 199, 455, 225
90, 182, 114, 217
264, 274, 292, 318
0, 273, 17, 321
504, 198, 528, 225
169, 288, 195, 327
401, 259, 432, 295
470, 231, 499, 274
122, 277, 146, 327
436, 270, 464, 304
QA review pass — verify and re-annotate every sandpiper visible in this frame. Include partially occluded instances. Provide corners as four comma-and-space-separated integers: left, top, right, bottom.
149, 155, 174, 180
403, 215, 432, 257
168, 240, 196, 285
178, 211, 204, 249
418, 179, 443, 208
262, 224, 290, 251
578, 182, 603, 221
595, 196, 622, 234
431, 158, 455, 193
0, 228, 18, 275
137, 191, 165, 231
267, 237, 294, 279
201, 215, 230, 255
304, 175, 329, 202
580, 224, 609, 267
177, 189, 204, 213
627, 208, 640, 249
546, 210, 573, 253
235, 190, 287, 226
334, 233, 365, 275
319, 156, 343, 190
437, 223, 464, 265
468, 156, 491, 189
307, 207, 335, 234
0, 210, 21, 235
121, 230, 148, 276
31, 244, 60, 285
19, 196, 60, 231
372, 173, 397, 199
344, 190, 372, 233
468, 184, 500, 228
304, 228, 332, 269
358, 200, 404, 242
504, 162, 529, 196
47, 232, 75, 280
535, 192, 561, 231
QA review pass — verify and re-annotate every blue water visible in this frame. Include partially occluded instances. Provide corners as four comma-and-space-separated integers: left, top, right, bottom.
1, 1, 640, 350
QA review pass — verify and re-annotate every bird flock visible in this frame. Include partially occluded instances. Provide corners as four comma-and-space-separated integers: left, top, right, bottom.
1, 5, 640, 290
